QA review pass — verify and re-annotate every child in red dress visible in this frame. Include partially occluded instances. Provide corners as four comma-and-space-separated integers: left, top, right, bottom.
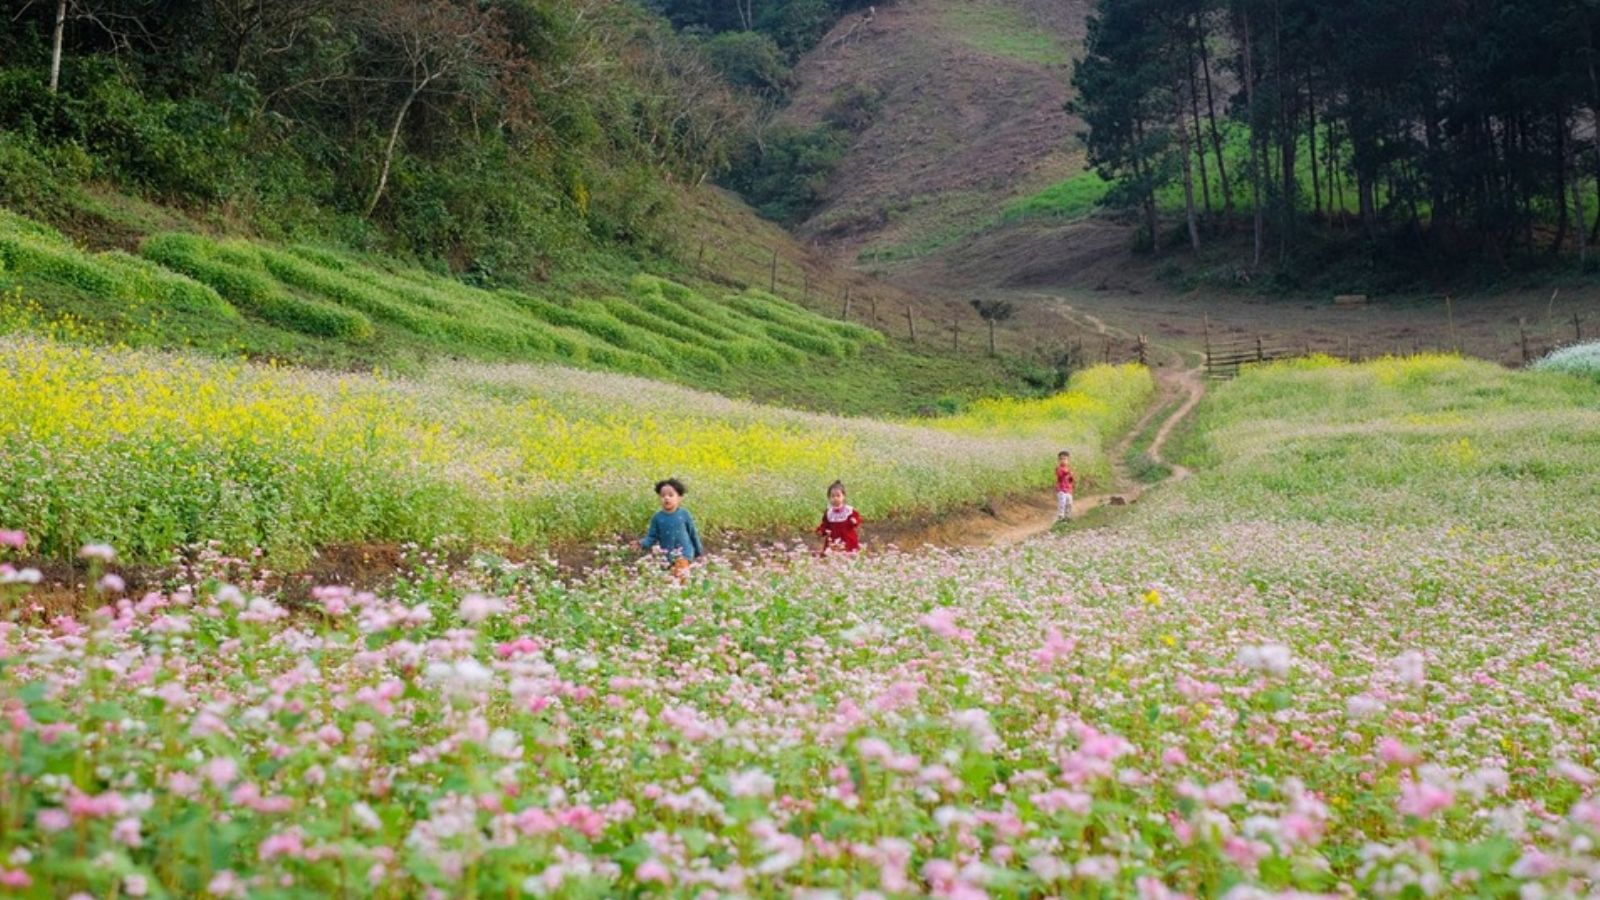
816, 480, 862, 554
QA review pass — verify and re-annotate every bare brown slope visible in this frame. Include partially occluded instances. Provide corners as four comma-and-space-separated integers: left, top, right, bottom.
781, 0, 1091, 261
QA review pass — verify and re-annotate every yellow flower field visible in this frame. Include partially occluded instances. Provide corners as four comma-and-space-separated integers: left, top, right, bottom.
0, 337, 1151, 562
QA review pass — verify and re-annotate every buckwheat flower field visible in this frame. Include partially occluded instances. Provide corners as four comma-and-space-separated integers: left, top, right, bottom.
0, 336, 1149, 563
1, 356, 1597, 898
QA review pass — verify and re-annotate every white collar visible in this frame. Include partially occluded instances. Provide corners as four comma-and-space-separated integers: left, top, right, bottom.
825, 504, 855, 522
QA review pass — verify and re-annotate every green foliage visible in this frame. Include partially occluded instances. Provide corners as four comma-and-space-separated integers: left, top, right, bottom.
701, 32, 792, 98
1004, 171, 1113, 221
823, 82, 883, 133
140, 233, 374, 341
0, 0, 753, 284
0, 215, 239, 326
648, 0, 870, 54
725, 125, 850, 224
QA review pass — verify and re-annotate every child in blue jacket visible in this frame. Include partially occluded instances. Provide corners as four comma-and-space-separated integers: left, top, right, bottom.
640, 478, 703, 576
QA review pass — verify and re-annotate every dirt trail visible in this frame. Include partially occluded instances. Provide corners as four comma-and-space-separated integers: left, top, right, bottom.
869, 298, 1207, 553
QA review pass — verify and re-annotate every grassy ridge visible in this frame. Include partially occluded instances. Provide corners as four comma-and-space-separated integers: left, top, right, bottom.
0, 210, 903, 381
0, 337, 1153, 563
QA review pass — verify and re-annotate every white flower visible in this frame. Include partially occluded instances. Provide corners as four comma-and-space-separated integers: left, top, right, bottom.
1391, 651, 1427, 687
487, 729, 523, 760
458, 593, 506, 624
728, 767, 775, 798
1345, 693, 1386, 720
1235, 643, 1293, 677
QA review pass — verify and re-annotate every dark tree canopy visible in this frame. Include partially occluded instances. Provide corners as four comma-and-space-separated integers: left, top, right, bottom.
1071, 0, 1600, 268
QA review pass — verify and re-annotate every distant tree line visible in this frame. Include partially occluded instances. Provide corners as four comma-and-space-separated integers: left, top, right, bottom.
1, 0, 753, 279
1072, 0, 1600, 267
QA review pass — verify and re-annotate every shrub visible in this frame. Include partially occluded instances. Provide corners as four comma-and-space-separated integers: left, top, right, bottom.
99, 251, 238, 320
141, 233, 373, 341
724, 125, 849, 224
632, 276, 799, 363
823, 82, 883, 132
0, 233, 121, 297
1532, 340, 1600, 378
599, 297, 733, 371
726, 292, 849, 356
701, 31, 793, 99
257, 246, 443, 336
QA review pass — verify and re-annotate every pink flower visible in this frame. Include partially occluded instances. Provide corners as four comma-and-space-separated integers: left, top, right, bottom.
728, 768, 775, 798
1377, 737, 1421, 767
316, 724, 344, 746
918, 607, 973, 642
1162, 746, 1189, 768
1553, 759, 1598, 787
1031, 789, 1092, 816
0, 869, 32, 889
1033, 626, 1077, 668
258, 829, 305, 861
122, 874, 148, 897
97, 574, 125, 594
458, 593, 505, 624
64, 789, 126, 820
78, 543, 116, 562
0, 530, 25, 550
635, 860, 671, 885
1390, 651, 1426, 687
111, 817, 143, 847
1136, 875, 1184, 900
203, 757, 240, 789
1280, 812, 1322, 845
36, 808, 70, 832
1222, 835, 1269, 871
496, 637, 540, 658
207, 871, 244, 898
1510, 849, 1558, 878
1398, 780, 1455, 818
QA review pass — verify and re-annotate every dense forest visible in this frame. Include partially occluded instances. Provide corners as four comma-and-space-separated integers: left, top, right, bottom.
1073, 0, 1600, 268
0, 0, 864, 283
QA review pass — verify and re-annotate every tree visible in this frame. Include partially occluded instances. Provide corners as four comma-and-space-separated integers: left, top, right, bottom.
1071, 0, 1173, 251
970, 298, 1015, 356
700, 30, 791, 99
351, 0, 521, 216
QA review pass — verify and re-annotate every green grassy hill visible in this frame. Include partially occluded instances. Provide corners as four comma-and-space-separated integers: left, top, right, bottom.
0, 206, 1038, 415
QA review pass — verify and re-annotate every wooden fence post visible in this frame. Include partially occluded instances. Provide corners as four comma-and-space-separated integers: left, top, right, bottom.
905, 305, 916, 343
1255, 335, 1264, 363
1576, 313, 1584, 343
1203, 314, 1212, 367
1344, 335, 1352, 360
1445, 294, 1457, 352
1520, 317, 1529, 364
697, 240, 706, 270
803, 273, 810, 301
769, 250, 778, 293
841, 288, 851, 319
1102, 338, 1111, 363
952, 316, 959, 351
1137, 334, 1148, 366
870, 296, 878, 324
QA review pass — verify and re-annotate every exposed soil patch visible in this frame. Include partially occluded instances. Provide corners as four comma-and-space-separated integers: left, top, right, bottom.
783, 0, 1091, 261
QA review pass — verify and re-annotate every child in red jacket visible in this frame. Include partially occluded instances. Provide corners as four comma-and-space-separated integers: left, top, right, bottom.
816, 480, 862, 554
1055, 450, 1076, 520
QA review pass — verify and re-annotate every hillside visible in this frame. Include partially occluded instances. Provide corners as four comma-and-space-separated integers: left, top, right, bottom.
778, 0, 1091, 261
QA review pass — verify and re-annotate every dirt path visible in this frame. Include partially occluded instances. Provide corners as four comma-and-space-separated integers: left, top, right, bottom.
894, 299, 1206, 550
